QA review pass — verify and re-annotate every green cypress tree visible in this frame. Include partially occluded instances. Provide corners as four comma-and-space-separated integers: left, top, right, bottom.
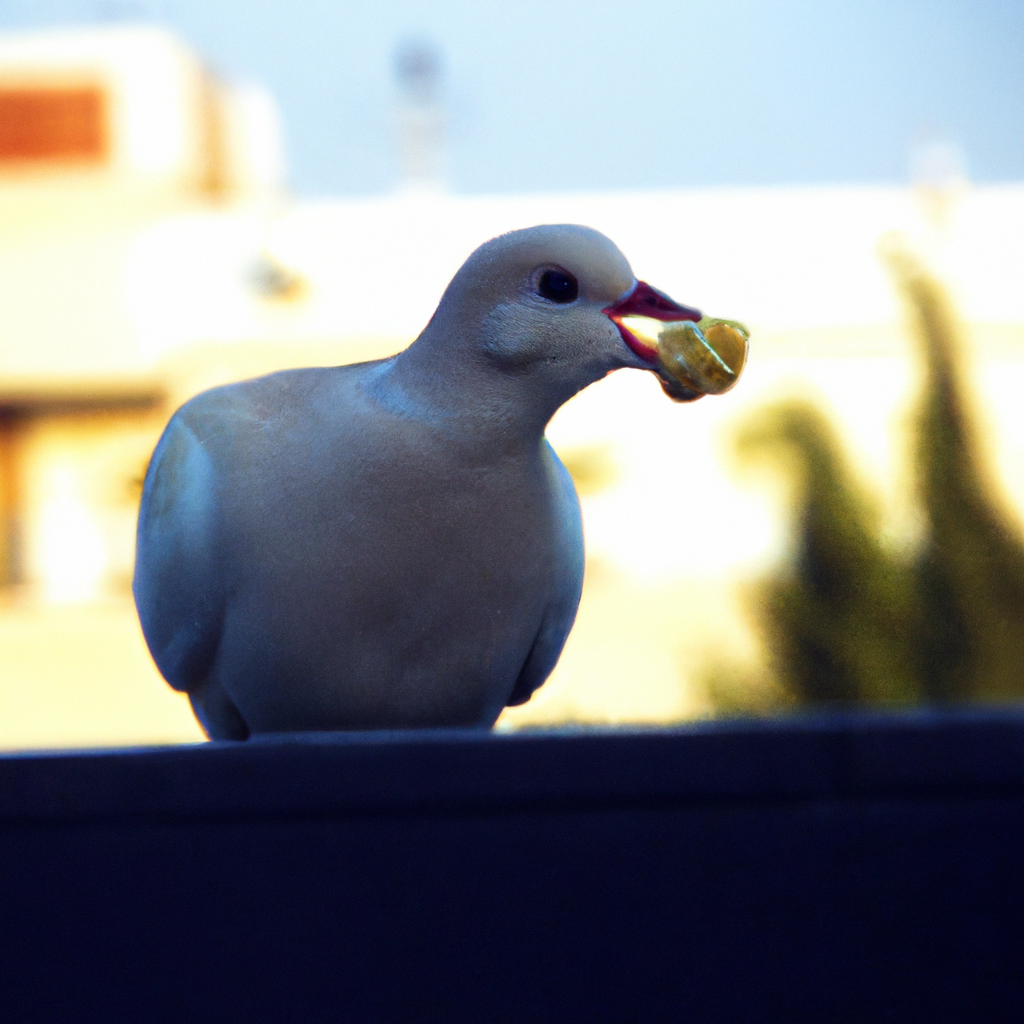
735, 402, 920, 706
891, 253, 1024, 702
728, 251, 1024, 710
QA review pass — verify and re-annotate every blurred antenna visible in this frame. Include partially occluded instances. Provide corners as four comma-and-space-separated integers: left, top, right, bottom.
909, 130, 968, 229
393, 39, 446, 193
909, 137, 967, 192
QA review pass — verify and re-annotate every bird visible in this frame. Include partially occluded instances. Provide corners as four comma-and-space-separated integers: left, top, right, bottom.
133, 223, 736, 739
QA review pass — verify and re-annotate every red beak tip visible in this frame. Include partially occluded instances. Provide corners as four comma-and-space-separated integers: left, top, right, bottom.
604, 280, 702, 323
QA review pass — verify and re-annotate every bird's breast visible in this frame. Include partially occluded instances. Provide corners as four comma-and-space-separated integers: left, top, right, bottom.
215, 420, 567, 729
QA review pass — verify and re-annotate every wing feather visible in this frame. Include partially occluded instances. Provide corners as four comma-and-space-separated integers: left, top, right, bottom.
506, 442, 584, 706
133, 412, 225, 693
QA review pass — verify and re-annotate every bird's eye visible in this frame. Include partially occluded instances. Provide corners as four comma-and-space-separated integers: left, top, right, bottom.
537, 269, 578, 304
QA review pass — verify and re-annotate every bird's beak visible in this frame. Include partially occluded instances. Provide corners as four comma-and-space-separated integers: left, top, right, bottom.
604, 281, 702, 363
604, 281, 748, 403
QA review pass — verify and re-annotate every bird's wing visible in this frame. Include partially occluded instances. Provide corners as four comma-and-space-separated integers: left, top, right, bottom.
133, 409, 225, 694
506, 442, 585, 707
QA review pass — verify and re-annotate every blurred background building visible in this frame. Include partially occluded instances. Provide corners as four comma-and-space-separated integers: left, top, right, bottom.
0, 9, 1022, 747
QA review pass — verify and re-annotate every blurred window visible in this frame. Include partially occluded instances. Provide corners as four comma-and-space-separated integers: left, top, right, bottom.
0, 87, 106, 164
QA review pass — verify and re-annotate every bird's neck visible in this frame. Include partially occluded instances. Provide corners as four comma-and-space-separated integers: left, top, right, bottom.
378, 331, 572, 451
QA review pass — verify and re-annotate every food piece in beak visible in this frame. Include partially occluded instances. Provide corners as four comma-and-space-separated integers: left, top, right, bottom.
604, 281, 748, 403
657, 318, 749, 401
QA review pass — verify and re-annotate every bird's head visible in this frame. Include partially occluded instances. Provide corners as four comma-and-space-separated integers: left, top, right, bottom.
409, 224, 747, 420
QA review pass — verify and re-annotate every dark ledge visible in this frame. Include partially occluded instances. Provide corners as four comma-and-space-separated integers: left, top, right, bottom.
6, 707, 1024, 821
2, 709, 1023, 1021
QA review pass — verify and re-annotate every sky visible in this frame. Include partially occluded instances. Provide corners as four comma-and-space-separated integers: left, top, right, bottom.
0, 0, 1022, 197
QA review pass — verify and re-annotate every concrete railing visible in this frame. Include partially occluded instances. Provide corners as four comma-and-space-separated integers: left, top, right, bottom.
2, 710, 1023, 1021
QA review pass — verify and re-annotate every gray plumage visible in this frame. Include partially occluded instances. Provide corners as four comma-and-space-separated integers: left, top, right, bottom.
134, 225, 668, 738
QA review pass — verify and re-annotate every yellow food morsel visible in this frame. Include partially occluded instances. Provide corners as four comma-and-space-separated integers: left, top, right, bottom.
657, 317, 748, 396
